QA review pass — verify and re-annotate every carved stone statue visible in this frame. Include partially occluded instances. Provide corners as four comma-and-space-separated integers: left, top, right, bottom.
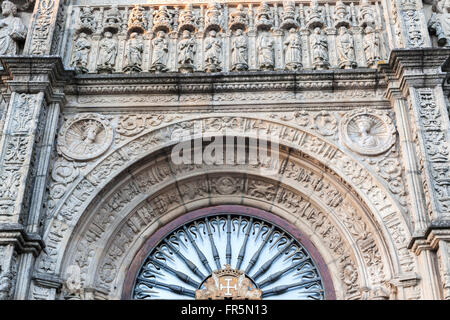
0, 0, 26, 55
284, 28, 302, 71
336, 27, 356, 69
123, 32, 144, 73
151, 30, 168, 73
231, 28, 248, 71
71, 32, 91, 74
311, 27, 329, 70
204, 30, 222, 72
257, 31, 274, 70
363, 26, 381, 67
428, 0, 450, 46
178, 30, 196, 73
97, 32, 117, 73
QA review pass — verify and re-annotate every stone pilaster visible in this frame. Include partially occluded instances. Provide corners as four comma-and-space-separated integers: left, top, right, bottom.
384, 48, 450, 299
0, 57, 72, 299
388, 0, 432, 48
24, 0, 63, 55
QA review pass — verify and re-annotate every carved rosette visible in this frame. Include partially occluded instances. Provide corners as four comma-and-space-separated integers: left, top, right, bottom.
57, 114, 113, 161
339, 109, 397, 156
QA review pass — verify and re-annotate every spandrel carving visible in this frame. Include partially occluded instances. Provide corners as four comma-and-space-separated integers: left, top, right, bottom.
0, 0, 26, 55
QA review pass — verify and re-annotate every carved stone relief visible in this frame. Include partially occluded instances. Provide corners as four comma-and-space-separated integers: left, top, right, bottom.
65, 1, 389, 73
57, 113, 113, 161
339, 109, 397, 156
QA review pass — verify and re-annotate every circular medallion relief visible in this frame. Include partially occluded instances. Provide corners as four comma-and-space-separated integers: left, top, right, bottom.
57, 114, 113, 161
340, 109, 396, 156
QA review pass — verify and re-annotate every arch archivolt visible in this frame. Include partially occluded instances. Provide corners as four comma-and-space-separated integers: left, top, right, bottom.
33, 112, 419, 299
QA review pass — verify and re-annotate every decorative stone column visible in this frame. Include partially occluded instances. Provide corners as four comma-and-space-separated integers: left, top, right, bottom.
0, 56, 72, 300
388, 0, 432, 48
383, 48, 450, 299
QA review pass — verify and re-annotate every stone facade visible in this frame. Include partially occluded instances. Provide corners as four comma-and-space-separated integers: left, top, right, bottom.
0, 0, 448, 300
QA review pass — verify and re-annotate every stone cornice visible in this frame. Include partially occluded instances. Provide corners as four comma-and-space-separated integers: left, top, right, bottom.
0, 56, 75, 103
64, 69, 386, 96
382, 48, 450, 98
0, 223, 45, 257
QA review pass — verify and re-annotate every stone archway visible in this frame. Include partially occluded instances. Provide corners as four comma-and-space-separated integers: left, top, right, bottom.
32, 115, 419, 300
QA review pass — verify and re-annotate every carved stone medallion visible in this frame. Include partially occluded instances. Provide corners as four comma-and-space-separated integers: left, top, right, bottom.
339, 109, 396, 156
195, 265, 262, 300
57, 114, 113, 161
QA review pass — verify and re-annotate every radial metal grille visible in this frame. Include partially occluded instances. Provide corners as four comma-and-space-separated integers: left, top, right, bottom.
133, 213, 325, 300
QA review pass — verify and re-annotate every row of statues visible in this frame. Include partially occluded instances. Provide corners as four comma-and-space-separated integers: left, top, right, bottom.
71, 25, 382, 74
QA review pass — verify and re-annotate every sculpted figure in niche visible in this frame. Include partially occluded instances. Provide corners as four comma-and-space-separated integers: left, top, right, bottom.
0, 0, 26, 55
204, 30, 222, 72
97, 32, 117, 73
257, 31, 274, 70
231, 28, 248, 71
363, 26, 381, 67
336, 27, 356, 69
71, 32, 91, 73
284, 28, 302, 71
151, 30, 169, 72
311, 27, 329, 70
178, 30, 196, 73
428, 0, 450, 46
123, 32, 144, 73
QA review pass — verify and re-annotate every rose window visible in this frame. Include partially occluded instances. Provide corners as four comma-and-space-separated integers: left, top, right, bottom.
132, 213, 326, 300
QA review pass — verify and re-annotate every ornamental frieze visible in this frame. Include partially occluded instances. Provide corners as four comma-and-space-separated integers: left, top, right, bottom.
64, 1, 390, 74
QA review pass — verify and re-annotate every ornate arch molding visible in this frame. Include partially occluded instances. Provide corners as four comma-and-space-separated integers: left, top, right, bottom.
33, 115, 417, 299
